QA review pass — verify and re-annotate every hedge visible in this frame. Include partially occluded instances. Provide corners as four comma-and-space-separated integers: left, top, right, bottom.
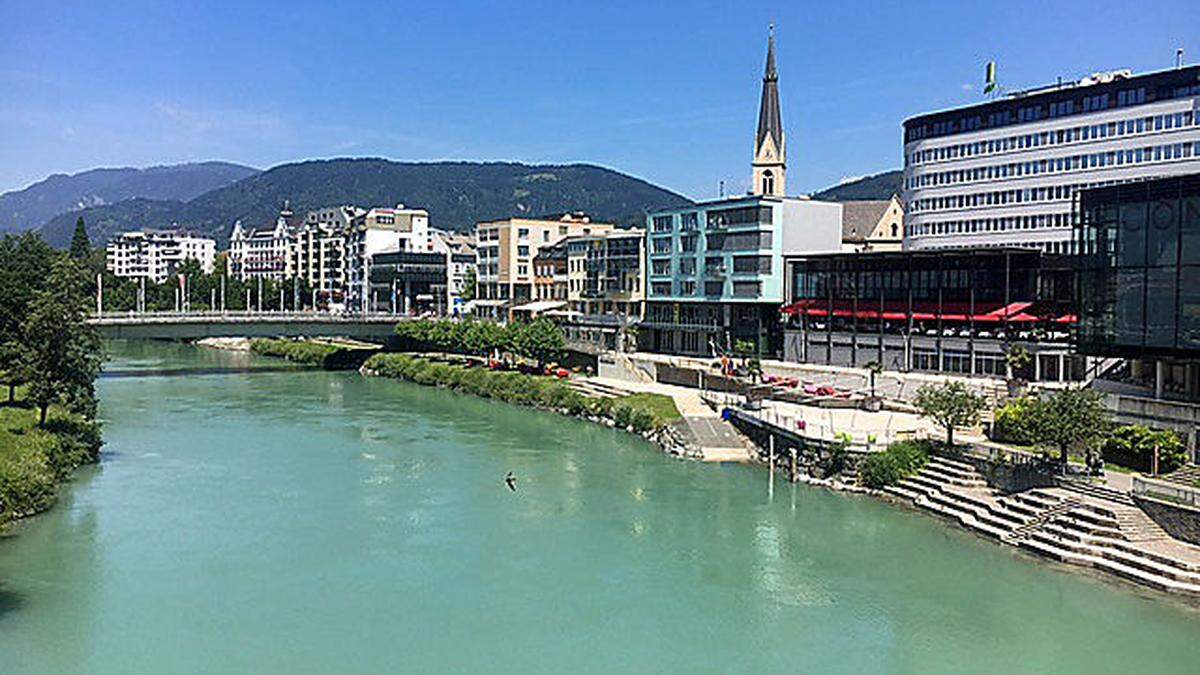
394, 318, 565, 366
250, 338, 376, 369
859, 439, 933, 489
363, 353, 673, 434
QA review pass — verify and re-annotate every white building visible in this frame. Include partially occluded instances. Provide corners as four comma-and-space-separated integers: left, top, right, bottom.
902, 65, 1200, 252
430, 228, 476, 313
346, 205, 431, 312
293, 205, 365, 301
106, 230, 216, 283
227, 204, 302, 280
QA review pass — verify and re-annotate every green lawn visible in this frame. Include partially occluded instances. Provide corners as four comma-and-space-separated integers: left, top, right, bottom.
612, 393, 682, 426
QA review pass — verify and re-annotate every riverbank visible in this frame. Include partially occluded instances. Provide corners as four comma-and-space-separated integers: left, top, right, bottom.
359, 352, 688, 454
247, 338, 380, 369
0, 392, 102, 528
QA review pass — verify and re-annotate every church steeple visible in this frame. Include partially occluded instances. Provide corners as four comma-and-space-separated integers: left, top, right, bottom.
752, 24, 786, 197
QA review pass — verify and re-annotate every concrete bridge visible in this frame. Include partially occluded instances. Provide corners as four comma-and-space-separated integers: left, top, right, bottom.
89, 311, 404, 341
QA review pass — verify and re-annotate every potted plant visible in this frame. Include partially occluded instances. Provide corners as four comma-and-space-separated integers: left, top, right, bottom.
1004, 344, 1031, 397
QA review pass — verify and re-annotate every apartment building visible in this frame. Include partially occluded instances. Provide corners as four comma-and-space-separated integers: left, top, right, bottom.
292, 205, 364, 301
902, 65, 1200, 252
472, 213, 613, 317
106, 229, 216, 283
429, 229, 477, 314
228, 204, 301, 280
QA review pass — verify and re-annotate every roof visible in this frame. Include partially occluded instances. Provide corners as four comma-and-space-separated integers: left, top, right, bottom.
755, 28, 783, 154
840, 200, 892, 242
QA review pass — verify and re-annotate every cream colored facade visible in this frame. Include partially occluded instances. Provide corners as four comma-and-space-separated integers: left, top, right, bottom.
840, 195, 905, 252
473, 213, 613, 312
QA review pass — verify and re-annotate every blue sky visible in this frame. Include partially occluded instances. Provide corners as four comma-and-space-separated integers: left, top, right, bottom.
2, 0, 1197, 199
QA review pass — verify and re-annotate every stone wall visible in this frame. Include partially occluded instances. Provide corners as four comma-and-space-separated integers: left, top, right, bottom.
948, 451, 1058, 493
1133, 495, 1200, 546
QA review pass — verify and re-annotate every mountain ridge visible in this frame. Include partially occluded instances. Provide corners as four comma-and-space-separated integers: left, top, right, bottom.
39, 158, 694, 247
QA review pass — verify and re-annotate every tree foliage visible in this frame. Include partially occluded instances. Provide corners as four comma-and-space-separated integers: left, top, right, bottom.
1026, 388, 1110, 466
914, 382, 986, 448
394, 318, 565, 366
69, 217, 91, 260
21, 258, 103, 425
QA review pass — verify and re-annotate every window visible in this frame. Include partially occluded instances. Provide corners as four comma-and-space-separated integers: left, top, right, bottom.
761, 170, 775, 195
651, 260, 671, 276
517, 228, 529, 239
732, 281, 761, 298
652, 215, 673, 232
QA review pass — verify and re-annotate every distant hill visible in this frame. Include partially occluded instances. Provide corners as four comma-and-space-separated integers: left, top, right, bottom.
40, 159, 693, 247
0, 161, 259, 235
812, 170, 902, 202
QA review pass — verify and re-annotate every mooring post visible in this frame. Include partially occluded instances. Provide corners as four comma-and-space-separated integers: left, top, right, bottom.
790, 448, 798, 483
768, 434, 775, 499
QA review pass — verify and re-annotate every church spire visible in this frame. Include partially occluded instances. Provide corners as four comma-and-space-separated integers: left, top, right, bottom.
752, 25, 786, 197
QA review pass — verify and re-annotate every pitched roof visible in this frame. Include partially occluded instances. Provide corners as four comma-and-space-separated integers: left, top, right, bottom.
840, 200, 892, 242
755, 28, 783, 154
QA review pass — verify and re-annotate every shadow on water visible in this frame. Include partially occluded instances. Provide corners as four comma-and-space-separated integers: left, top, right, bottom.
0, 582, 27, 620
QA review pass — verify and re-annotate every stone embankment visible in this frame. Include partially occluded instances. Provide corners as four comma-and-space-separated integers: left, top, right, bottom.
884, 455, 1200, 596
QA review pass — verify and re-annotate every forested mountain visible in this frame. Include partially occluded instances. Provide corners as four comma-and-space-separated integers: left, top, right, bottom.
0, 161, 258, 234
811, 170, 902, 201
40, 159, 693, 247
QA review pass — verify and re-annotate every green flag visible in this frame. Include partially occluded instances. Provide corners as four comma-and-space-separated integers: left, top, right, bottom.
984, 61, 997, 94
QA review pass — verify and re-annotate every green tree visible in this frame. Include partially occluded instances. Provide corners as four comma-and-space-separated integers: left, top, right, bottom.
69, 217, 91, 260
0, 233, 58, 402
22, 258, 103, 425
461, 267, 477, 302
512, 319, 565, 368
914, 382, 986, 448
1028, 388, 1110, 467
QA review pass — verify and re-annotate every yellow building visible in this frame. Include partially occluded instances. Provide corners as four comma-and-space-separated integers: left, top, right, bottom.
473, 213, 613, 317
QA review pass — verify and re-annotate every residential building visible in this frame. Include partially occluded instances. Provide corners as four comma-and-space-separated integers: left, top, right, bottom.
532, 237, 570, 303
639, 31, 841, 357
473, 213, 613, 317
902, 65, 1200, 253
840, 196, 904, 252
430, 229, 476, 314
293, 205, 364, 303
228, 204, 301, 281
346, 204, 430, 312
106, 229, 216, 283
782, 248, 1081, 381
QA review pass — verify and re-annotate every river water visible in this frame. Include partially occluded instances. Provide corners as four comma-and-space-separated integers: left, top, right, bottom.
1, 341, 1199, 674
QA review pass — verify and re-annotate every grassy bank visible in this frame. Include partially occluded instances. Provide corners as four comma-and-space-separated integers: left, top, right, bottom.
363, 353, 680, 433
250, 338, 378, 370
1, 393, 102, 526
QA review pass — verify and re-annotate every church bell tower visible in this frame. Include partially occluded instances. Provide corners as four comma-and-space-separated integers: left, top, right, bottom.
752, 25, 786, 197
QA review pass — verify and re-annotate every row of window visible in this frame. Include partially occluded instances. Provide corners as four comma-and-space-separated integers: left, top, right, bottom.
907, 212, 1074, 238
650, 231, 774, 256
910, 182, 1083, 215
906, 111, 1196, 167
650, 256, 772, 278
907, 140, 1199, 192
905, 78, 1200, 142
649, 280, 763, 298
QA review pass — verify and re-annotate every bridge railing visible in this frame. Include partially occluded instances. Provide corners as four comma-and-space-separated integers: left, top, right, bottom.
88, 310, 412, 323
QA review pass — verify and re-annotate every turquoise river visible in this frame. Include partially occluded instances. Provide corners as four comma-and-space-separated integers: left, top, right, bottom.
2, 341, 1200, 674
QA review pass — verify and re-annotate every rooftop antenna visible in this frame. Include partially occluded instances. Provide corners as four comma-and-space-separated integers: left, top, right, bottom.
1177, 48, 1185, 69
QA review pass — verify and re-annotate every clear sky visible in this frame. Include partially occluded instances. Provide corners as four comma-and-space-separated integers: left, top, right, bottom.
2, 0, 1197, 199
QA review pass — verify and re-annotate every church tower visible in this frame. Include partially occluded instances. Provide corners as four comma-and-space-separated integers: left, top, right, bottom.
752, 25, 786, 197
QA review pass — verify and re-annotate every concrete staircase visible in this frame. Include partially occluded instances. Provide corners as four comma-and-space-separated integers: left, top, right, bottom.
567, 378, 634, 399
883, 456, 1200, 596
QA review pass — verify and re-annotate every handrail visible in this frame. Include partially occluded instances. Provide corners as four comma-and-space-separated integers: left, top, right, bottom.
1132, 475, 1200, 508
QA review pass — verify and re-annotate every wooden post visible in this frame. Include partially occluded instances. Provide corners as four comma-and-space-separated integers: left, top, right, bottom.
790, 448, 798, 483
1152, 443, 1160, 476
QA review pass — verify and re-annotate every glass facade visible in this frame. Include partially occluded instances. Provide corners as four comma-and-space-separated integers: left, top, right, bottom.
1077, 174, 1200, 357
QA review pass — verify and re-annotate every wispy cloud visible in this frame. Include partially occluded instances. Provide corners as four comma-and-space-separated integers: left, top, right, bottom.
960, 82, 973, 92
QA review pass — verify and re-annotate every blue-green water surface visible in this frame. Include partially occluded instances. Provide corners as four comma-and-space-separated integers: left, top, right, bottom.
1, 341, 1199, 674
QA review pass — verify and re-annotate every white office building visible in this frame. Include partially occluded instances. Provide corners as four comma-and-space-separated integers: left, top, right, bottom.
902, 65, 1200, 252
227, 204, 302, 280
106, 230, 216, 283
346, 204, 431, 312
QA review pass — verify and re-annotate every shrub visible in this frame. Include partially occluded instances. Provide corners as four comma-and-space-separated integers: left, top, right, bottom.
992, 397, 1038, 445
859, 439, 932, 489
1102, 425, 1188, 474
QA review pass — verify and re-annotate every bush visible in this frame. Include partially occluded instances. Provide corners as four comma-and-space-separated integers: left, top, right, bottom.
363, 354, 669, 433
859, 439, 933, 489
393, 318, 563, 366
1102, 425, 1188, 474
992, 397, 1038, 445
1, 399, 102, 525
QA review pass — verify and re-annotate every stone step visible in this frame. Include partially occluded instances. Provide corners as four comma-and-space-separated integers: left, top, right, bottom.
927, 455, 977, 474
1056, 479, 1135, 506
1027, 532, 1200, 593
1048, 513, 1125, 541
918, 466, 988, 488
884, 485, 922, 502
914, 495, 1011, 540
